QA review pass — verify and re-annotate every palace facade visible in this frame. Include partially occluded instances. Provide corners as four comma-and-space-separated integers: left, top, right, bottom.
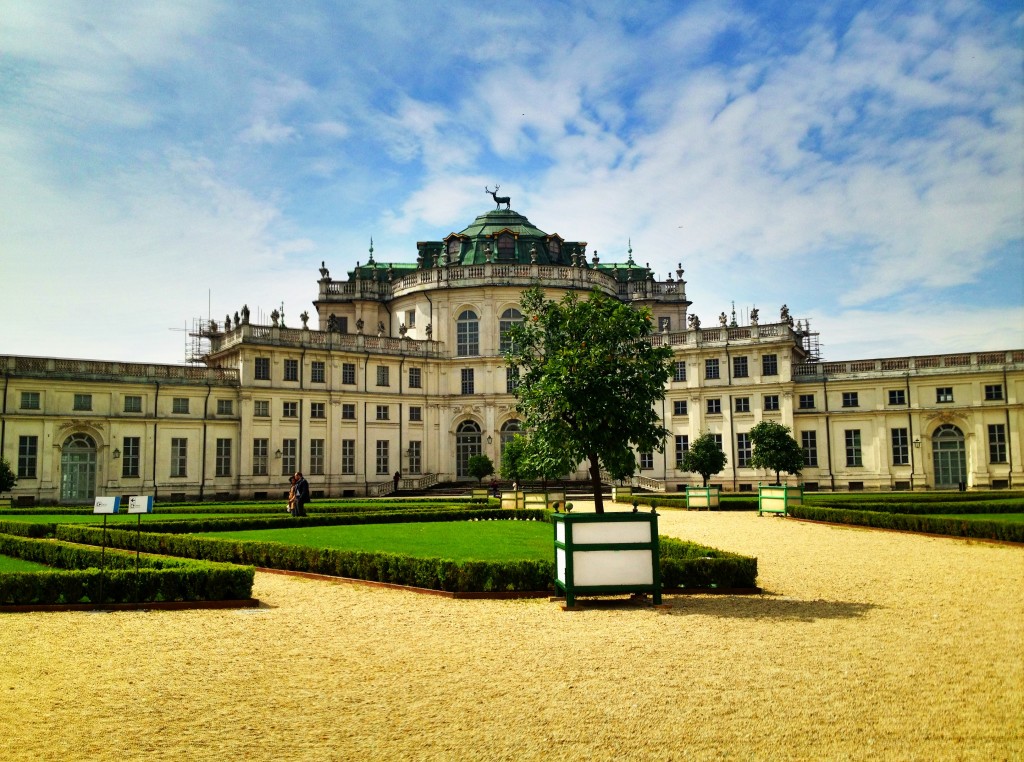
3, 204, 1022, 503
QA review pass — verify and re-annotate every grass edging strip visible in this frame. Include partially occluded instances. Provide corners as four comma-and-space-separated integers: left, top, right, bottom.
788, 505, 1024, 542
0, 598, 260, 613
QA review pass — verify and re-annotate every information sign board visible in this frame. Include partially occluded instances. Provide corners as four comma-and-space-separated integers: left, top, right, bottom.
93, 496, 120, 514
127, 495, 154, 514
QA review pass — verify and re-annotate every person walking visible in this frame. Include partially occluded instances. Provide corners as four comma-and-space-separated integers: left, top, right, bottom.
393, 470, 401, 494
286, 474, 297, 514
292, 471, 310, 517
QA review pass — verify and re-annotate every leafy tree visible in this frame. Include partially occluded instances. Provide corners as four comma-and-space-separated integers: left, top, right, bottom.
500, 435, 531, 485
467, 454, 495, 484
679, 432, 727, 487
0, 457, 15, 494
749, 420, 804, 485
504, 287, 673, 512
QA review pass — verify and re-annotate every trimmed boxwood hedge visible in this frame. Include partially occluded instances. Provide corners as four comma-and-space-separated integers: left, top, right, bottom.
627, 495, 759, 512
659, 537, 758, 589
789, 505, 1024, 543
803, 496, 1023, 515
0, 533, 254, 605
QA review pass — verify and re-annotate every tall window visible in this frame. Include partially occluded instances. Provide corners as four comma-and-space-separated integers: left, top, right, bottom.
376, 440, 389, 475
988, 424, 1007, 463
409, 367, 422, 388
841, 392, 859, 408
216, 399, 233, 416
377, 365, 390, 387
405, 309, 416, 328
170, 438, 187, 478
215, 439, 232, 477
496, 233, 514, 259
736, 433, 752, 467
891, 428, 909, 466
707, 398, 721, 414
455, 421, 481, 478
733, 356, 748, 378
342, 363, 356, 385
799, 394, 815, 410
461, 368, 475, 395
124, 395, 142, 413
408, 440, 422, 475
762, 354, 778, 376
281, 439, 297, 476
845, 430, 862, 467
341, 440, 356, 475
801, 431, 817, 467
254, 400, 270, 417
376, 405, 389, 421
172, 397, 190, 414
309, 439, 325, 476
253, 439, 269, 476
673, 361, 686, 382
984, 384, 1003, 401
674, 435, 689, 466
342, 403, 356, 420
936, 387, 954, 403
705, 359, 720, 380
255, 357, 270, 380
311, 361, 325, 384
457, 310, 479, 356
500, 419, 521, 454
499, 308, 522, 353
763, 394, 779, 411
17, 436, 38, 479
310, 402, 326, 419
73, 394, 92, 411
506, 366, 520, 394
284, 359, 299, 382
673, 400, 687, 416
735, 397, 750, 413
888, 389, 906, 405
20, 392, 40, 410
122, 437, 140, 478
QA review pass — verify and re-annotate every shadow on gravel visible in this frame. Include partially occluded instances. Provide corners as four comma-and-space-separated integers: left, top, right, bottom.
662, 594, 878, 622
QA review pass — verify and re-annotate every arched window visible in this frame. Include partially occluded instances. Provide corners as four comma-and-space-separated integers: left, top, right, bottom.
500, 419, 520, 455
447, 238, 461, 260
497, 233, 515, 260
932, 424, 966, 489
61, 433, 97, 503
456, 309, 479, 356
548, 238, 560, 258
499, 308, 522, 353
455, 420, 482, 478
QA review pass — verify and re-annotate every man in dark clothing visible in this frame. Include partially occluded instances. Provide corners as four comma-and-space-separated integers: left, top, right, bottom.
293, 471, 310, 517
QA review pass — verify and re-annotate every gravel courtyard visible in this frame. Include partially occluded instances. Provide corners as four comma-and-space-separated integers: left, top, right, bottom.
1, 509, 1021, 761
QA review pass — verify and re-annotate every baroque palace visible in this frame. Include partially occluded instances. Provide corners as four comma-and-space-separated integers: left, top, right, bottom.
3, 202, 1022, 503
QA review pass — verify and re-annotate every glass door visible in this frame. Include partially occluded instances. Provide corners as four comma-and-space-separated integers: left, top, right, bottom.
60, 434, 97, 503
931, 425, 966, 489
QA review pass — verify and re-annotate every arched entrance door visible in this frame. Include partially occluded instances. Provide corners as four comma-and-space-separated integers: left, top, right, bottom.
455, 421, 481, 479
61, 433, 97, 503
932, 424, 966, 489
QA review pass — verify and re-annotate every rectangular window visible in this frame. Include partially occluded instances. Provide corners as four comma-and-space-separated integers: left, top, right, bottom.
253, 439, 269, 476
20, 392, 40, 410
891, 428, 909, 466
888, 389, 906, 406
172, 397, 190, 414
461, 368, 475, 395
342, 403, 356, 420
705, 359, 720, 380
309, 439, 325, 476
216, 399, 233, 416
376, 440, 389, 475
255, 357, 270, 381
309, 402, 326, 419
281, 439, 297, 476
254, 400, 270, 417
737, 433, 751, 468
215, 438, 232, 477
658, 317, 671, 332
763, 394, 780, 411
311, 361, 325, 384
639, 451, 654, 470
673, 361, 686, 382
17, 436, 37, 479
735, 397, 750, 413
733, 356, 748, 379
73, 393, 92, 411
408, 440, 421, 475
936, 387, 954, 403
170, 438, 187, 478
341, 440, 356, 475
122, 437, 140, 478
284, 359, 299, 382
409, 367, 422, 389
409, 406, 422, 421
457, 316, 479, 356
713, 434, 723, 450
377, 365, 390, 387
406, 309, 416, 328
988, 424, 1007, 463
342, 362, 356, 385
282, 401, 298, 418
673, 400, 688, 416
801, 431, 818, 467
842, 392, 858, 408
506, 366, 520, 394
376, 405, 389, 421
123, 395, 142, 413
845, 430, 862, 467
674, 435, 689, 466
707, 398, 721, 415
799, 394, 815, 410
762, 354, 778, 376
984, 384, 1004, 401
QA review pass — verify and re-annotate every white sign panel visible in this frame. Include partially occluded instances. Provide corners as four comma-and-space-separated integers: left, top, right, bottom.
127, 495, 154, 514
572, 550, 654, 586
93, 496, 120, 514
572, 521, 651, 545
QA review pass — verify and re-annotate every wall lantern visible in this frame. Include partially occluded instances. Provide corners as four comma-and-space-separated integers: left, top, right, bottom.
913, 437, 922, 448
275, 449, 282, 459
112, 448, 121, 459
486, 435, 493, 445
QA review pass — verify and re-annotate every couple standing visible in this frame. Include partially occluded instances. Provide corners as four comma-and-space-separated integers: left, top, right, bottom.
288, 471, 310, 517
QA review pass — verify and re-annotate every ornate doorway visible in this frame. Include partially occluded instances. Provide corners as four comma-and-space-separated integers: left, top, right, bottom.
455, 421, 481, 479
61, 433, 97, 503
931, 424, 966, 489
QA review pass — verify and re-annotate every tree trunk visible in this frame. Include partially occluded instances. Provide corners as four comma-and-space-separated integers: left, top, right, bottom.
589, 453, 604, 513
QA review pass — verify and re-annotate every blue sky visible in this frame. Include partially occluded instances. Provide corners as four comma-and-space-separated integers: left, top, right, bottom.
2, 0, 1021, 363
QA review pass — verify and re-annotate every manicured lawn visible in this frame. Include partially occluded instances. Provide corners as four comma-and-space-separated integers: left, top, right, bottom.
201, 520, 554, 562
922, 513, 1024, 524
0, 554, 52, 572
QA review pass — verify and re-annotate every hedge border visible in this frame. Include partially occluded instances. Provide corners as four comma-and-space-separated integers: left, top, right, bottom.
788, 505, 1024, 543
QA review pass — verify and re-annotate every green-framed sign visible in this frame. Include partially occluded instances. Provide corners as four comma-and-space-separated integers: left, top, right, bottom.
685, 485, 720, 509
758, 484, 803, 516
553, 511, 662, 607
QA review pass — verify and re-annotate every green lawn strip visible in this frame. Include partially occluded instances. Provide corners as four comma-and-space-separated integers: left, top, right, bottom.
0, 513, 271, 524
0, 554, 52, 572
